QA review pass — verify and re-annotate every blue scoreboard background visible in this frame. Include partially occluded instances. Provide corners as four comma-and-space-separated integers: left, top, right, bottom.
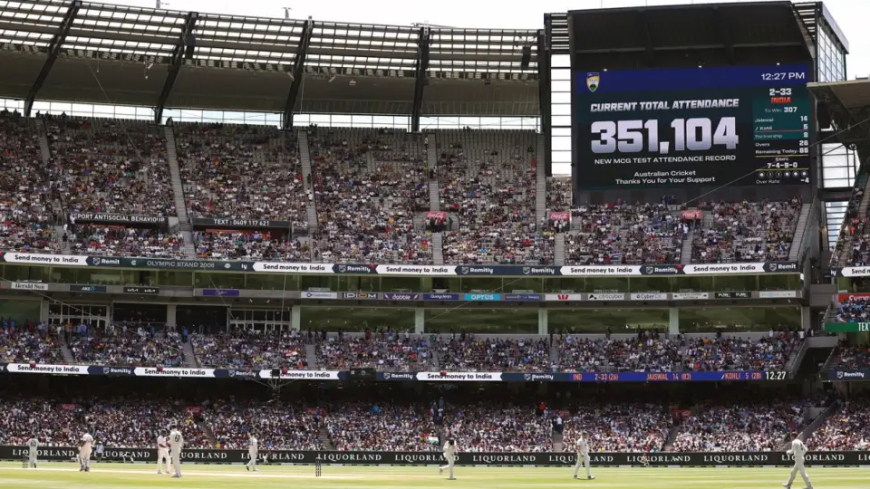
572, 64, 811, 189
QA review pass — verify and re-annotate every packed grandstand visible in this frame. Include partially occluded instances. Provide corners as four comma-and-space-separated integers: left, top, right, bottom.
0, 0, 868, 473
0, 110, 812, 265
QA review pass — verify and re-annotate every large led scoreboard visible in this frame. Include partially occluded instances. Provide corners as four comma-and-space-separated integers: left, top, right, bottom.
572, 64, 812, 189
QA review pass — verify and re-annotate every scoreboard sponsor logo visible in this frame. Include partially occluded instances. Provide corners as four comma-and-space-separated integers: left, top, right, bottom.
383, 293, 420, 301
341, 292, 379, 299
303, 291, 338, 299
587, 293, 625, 301
672, 292, 710, 300
545, 294, 583, 301
10, 282, 48, 291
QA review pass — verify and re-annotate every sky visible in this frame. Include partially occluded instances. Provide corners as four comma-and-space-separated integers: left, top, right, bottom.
100, 0, 868, 79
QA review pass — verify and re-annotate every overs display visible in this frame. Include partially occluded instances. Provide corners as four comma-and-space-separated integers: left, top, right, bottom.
0, 447, 866, 467
573, 64, 811, 189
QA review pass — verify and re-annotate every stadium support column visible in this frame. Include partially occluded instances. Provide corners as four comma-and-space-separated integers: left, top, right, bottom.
415, 309, 424, 334
155, 12, 198, 125
167, 304, 177, 329
536, 31, 552, 175
411, 27, 430, 133
292, 305, 301, 331
282, 20, 313, 131
538, 309, 547, 335
24, 0, 82, 117
668, 308, 679, 336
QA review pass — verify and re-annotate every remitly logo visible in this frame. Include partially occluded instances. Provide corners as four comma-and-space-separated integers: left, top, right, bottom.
839, 371, 866, 379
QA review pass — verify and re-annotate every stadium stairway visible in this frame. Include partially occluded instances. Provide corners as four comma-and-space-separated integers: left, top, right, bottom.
663, 424, 681, 451
298, 130, 319, 233
182, 339, 199, 368
535, 136, 547, 225
432, 232, 444, 265
681, 230, 694, 265
429, 181, 440, 211
788, 203, 813, 261
554, 233, 565, 265
319, 425, 335, 450
199, 420, 218, 448
59, 334, 75, 364
163, 125, 196, 259
305, 343, 318, 369
37, 121, 51, 165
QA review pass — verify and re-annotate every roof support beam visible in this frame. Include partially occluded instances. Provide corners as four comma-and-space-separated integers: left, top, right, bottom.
637, 10, 654, 67
155, 12, 198, 124
282, 20, 313, 131
714, 7, 735, 64
411, 27, 430, 133
24, 0, 81, 117
536, 31, 552, 176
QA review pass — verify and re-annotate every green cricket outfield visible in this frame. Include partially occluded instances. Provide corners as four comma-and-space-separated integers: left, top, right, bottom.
0, 462, 864, 489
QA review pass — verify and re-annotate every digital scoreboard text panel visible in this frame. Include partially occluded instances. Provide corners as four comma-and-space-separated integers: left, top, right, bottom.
573, 64, 811, 189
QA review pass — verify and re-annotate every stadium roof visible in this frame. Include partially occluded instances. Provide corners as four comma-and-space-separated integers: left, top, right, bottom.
809, 80, 870, 149
0, 0, 540, 118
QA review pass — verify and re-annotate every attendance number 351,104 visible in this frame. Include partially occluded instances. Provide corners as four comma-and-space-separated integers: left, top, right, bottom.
590, 117, 739, 155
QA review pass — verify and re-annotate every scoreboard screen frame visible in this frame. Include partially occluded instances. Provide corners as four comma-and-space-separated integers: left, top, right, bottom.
571, 64, 812, 191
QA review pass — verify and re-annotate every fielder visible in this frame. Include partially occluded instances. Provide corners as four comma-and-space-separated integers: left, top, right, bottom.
438, 438, 458, 480
157, 432, 171, 474
573, 431, 594, 480
169, 426, 184, 478
245, 433, 259, 472
78, 433, 94, 472
26, 435, 38, 468
783, 433, 813, 489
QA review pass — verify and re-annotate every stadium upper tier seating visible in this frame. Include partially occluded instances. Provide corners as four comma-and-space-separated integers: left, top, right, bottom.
0, 116, 811, 265
307, 127, 431, 264
0, 114, 61, 253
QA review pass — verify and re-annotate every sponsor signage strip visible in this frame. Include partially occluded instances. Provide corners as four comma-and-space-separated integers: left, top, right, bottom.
192, 218, 293, 229
823, 322, 870, 333
826, 369, 870, 381
0, 253, 798, 277
70, 213, 165, 224
3, 364, 782, 383
0, 447, 865, 466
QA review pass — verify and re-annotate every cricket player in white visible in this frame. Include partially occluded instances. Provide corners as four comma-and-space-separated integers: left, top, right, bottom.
156, 433, 171, 474
168, 426, 184, 478
438, 438, 458, 480
573, 431, 594, 480
78, 433, 94, 472
784, 434, 813, 489
245, 434, 259, 472
26, 435, 38, 468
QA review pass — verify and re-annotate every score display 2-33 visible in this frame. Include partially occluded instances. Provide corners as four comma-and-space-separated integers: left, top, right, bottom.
573, 64, 811, 189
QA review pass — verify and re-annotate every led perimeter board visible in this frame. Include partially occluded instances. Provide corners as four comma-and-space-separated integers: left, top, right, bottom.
572, 64, 811, 189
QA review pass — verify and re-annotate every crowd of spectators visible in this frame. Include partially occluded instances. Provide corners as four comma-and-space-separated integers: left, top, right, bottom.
206, 399, 322, 450
0, 327, 63, 363
828, 344, 870, 370
436, 335, 552, 372
835, 294, 870, 323
831, 187, 866, 266
692, 199, 803, 263
47, 117, 174, 218
69, 327, 184, 367
0, 397, 208, 448
175, 123, 308, 227
0, 112, 61, 253
565, 202, 684, 265
190, 330, 307, 370
563, 403, 670, 452
811, 398, 870, 451
438, 130, 549, 264
194, 231, 310, 261
557, 334, 679, 372
671, 399, 806, 452
316, 333, 431, 371
69, 224, 185, 258
681, 335, 798, 371
310, 127, 431, 264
